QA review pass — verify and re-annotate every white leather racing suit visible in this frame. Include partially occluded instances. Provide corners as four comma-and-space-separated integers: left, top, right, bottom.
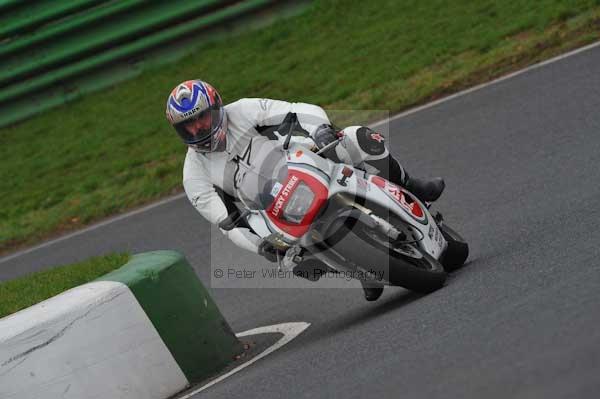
183, 98, 407, 254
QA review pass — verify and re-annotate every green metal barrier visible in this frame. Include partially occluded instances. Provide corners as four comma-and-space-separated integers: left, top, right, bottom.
0, 0, 271, 104
0, 0, 106, 39
0, 0, 224, 86
0, 0, 287, 128
0, 0, 147, 59
0, 0, 27, 16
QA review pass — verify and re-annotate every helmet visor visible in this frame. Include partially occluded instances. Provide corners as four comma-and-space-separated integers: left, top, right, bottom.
174, 107, 217, 145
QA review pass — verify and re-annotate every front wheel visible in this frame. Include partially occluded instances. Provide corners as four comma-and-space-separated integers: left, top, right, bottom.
326, 222, 447, 293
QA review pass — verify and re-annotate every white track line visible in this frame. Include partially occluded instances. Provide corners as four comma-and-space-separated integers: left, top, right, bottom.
177, 322, 311, 398
371, 40, 600, 127
2, 40, 599, 265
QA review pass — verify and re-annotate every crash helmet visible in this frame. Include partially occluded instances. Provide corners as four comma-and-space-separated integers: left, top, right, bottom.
166, 80, 227, 152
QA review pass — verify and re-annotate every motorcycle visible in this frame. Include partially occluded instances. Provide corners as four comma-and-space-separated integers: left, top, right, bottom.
219, 114, 468, 293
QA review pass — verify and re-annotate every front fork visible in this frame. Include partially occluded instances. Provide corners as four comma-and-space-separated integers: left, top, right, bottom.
284, 203, 415, 275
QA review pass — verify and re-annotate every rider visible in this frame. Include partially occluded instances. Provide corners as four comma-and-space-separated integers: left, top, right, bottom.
166, 80, 445, 301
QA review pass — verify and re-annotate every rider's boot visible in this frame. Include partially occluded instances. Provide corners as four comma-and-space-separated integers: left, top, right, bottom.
360, 280, 384, 301
366, 154, 445, 202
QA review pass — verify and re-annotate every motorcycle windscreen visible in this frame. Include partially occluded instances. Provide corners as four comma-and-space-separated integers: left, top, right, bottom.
235, 137, 288, 210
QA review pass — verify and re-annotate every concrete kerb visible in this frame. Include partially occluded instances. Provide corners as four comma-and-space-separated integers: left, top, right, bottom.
0, 250, 242, 399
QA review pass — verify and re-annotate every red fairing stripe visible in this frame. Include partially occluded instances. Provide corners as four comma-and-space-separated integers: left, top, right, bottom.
370, 175, 426, 221
266, 169, 329, 238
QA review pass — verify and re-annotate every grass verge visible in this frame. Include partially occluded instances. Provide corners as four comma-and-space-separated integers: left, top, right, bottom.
0, 253, 129, 319
1, 0, 600, 253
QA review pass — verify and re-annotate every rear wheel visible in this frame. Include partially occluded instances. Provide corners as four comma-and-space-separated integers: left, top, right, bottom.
438, 223, 469, 272
326, 222, 447, 293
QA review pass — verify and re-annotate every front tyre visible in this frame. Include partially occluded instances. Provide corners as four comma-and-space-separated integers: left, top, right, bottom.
326, 223, 447, 293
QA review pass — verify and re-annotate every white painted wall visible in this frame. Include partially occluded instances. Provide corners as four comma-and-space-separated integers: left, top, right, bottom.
0, 281, 189, 399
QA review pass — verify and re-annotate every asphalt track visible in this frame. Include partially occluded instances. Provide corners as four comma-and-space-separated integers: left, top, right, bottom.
2, 44, 600, 398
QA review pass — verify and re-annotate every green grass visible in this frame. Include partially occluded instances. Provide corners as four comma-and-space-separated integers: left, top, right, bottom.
1, 0, 600, 252
0, 253, 129, 318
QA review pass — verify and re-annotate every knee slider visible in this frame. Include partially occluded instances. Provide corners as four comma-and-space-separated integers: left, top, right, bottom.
356, 126, 386, 156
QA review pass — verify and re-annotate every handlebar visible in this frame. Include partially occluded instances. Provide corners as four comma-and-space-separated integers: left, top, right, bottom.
315, 137, 341, 155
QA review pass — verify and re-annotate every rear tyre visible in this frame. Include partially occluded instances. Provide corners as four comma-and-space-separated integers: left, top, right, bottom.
438, 224, 469, 272
326, 222, 447, 293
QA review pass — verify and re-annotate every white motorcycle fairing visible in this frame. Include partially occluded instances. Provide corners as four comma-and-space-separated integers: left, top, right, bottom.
243, 143, 448, 262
